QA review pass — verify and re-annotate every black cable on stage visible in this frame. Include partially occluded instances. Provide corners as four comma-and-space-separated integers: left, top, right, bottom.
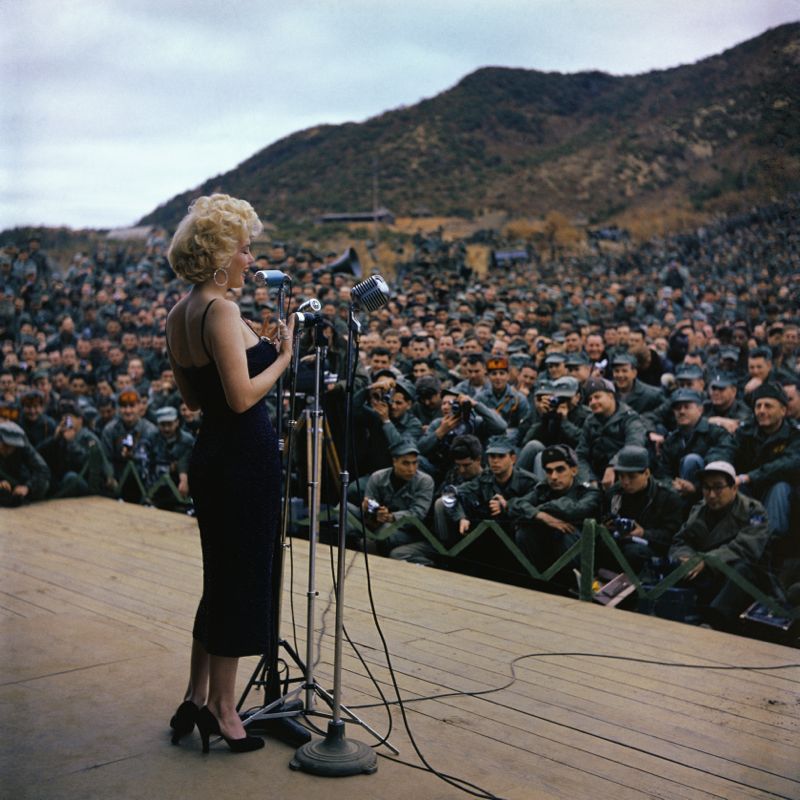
348, 650, 800, 710
330, 382, 506, 800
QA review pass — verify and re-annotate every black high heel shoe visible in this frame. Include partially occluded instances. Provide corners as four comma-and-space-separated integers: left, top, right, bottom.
169, 700, 199, 745
196, 706, 264, 754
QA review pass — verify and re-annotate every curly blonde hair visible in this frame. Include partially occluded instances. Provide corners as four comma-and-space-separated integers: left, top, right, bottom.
167, 194, 263, 284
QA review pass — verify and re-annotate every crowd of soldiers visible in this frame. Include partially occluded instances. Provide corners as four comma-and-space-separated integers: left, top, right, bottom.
1, 194, 798, 632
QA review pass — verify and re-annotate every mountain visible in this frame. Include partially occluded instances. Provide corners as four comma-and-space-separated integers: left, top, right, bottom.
140, 23, 800, 231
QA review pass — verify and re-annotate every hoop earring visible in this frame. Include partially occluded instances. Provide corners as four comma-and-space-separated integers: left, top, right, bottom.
213, 268, 228, 287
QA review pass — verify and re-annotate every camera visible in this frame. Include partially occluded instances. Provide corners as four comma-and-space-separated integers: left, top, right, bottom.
371, 390, 392, 404
536, 340, 547, 352
548, 396, 561, 410
366, 498, 380, 514
121, 434, 134, 449
440, 484, 458, 509
450, 400, 461, 416
612, 517, 636, 535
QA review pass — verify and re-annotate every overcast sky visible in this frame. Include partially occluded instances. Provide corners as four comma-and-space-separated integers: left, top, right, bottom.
1, 1, 797, 231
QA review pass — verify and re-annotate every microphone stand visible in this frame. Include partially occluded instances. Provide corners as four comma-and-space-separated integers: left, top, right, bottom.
290, 300, 383, 776
236, 281, 310, 744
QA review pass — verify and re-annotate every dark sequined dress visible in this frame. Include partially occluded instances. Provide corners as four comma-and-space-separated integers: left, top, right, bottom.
182, 300, 281, 657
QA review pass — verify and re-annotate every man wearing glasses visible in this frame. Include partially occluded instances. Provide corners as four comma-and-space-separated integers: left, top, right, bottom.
668, 461, 770, 629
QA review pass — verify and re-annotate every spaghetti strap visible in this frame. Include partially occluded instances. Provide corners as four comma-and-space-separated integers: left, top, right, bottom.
199, 299, 216, 362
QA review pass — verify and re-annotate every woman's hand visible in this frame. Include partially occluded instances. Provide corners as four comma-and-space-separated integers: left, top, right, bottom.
278, 315, 296, 360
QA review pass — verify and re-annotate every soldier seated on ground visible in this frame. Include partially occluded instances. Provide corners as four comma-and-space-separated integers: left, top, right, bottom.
513, 445, 602, 577
668, 461, 772, 631
149, 406, 194, 510
356, 440, 434, 559
37, 401, 112, 498
390, 434, 485, 566
733, 383, 800, 541
654, 388, 736, 504
0, 420, 50, 507
602, 445, 684, 574
576, 377, 647, 489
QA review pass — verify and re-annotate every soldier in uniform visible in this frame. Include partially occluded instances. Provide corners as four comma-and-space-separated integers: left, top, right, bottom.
359, 439, 434, 557
655, 388, 736, 502
19, 389, 57, 448
0, 421, 50, 507
100, 388, 159, 503
603, 445, 684, 572
475, 355, 529, 440
149, 406, 194, 510
704, 372, 754, 435
440, 436, 536, 543
669, 461, 771, 629
418, 389, 507, 483
37, 402, 112, 497
517, 377, 589, 476
610, 353, 664, 425
733, 382, 800, 539
512, 444, 602, 575
576, 377, 647, 488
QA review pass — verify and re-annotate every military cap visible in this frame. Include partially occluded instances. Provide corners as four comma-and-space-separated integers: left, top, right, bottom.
541, 444, 577, 467
533, 380, 556, 396
709, 373, 737, 389
485, 436, 516, 455
702, 461, 736, 484
751, 382, 788, 406
670, 388, 704, 406
552, 376, 580, 397
675, 363, 704, 380
564, 352, 590, 366
0, 421, 26, 448
156, 406, 179, 423
393, 380, 416, 402
611, 353, 638, 367
611, 445, 650, 473
584, 377, 616, 396
390, 439, 419, 457
415, 375, 441, 397
486, 355, 509, 372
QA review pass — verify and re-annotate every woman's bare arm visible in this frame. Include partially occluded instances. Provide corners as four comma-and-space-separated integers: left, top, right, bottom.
206, 300, 294, 413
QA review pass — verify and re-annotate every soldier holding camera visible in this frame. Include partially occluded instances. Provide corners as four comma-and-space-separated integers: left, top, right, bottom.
417, 388, 507, 483
37, 402, 112, 497
603, 446, 683, 572
101, 388, 159, 502
360, 440, 434, 556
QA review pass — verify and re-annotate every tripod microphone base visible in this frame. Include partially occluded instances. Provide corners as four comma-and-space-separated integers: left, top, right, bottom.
289, 720, 377, 776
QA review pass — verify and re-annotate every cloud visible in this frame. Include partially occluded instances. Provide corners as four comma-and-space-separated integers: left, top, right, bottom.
2, 0, 798, 228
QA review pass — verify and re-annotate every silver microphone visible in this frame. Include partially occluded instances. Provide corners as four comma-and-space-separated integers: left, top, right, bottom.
296, 298, 322, 313
350, 275, 390, 311
254, 269, 291, 288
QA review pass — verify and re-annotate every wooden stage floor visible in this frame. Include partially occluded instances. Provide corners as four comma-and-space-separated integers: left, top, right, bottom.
2, 498, 799, 800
